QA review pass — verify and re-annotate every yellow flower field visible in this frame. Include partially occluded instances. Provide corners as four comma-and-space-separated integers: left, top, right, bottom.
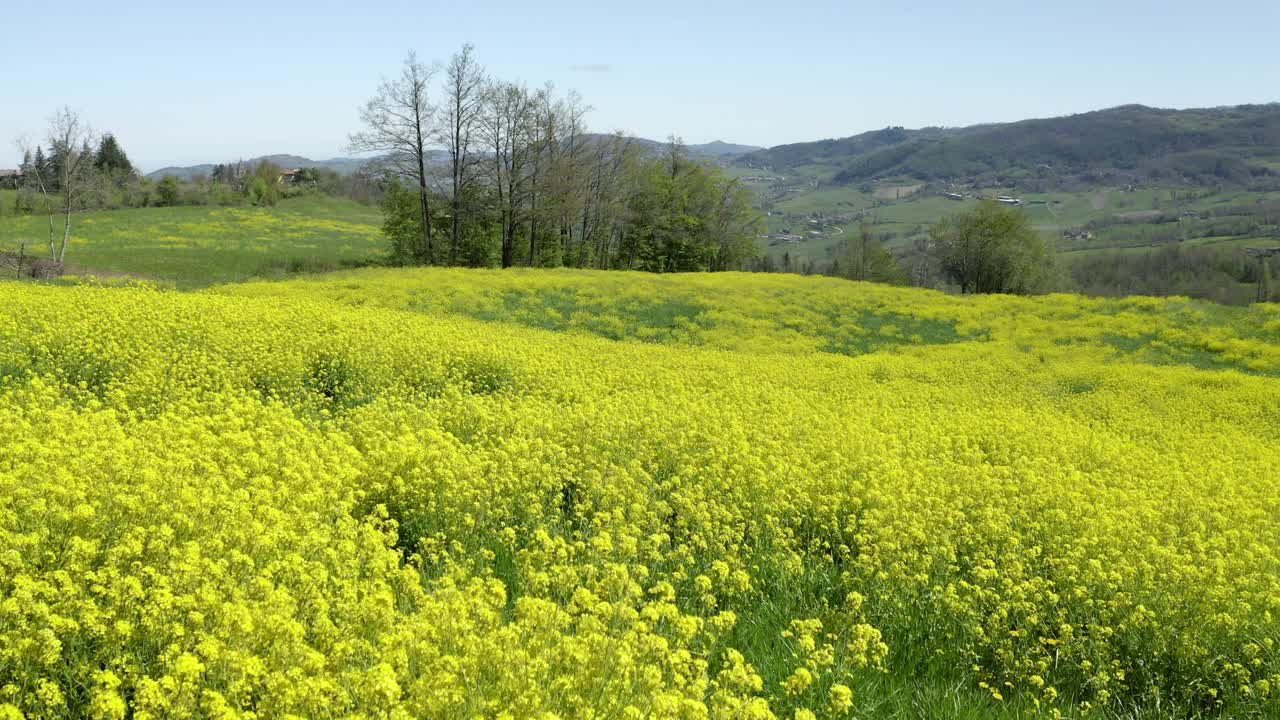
0, 271, 1277, 718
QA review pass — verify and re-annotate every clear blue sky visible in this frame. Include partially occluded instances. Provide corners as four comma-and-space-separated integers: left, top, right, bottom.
5, 0, 1278, 172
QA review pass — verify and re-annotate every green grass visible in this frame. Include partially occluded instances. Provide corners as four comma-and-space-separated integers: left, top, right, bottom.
756, 180, 1280, 260
0, 190, 20, 219
775, 186, 876, 215
1062, 235, 1280, 259
0, 194, 384, 288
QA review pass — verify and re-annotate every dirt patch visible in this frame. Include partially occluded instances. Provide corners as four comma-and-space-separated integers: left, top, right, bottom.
1115, 210, 1163, 221
874, 184, 924, 200
62, 264, 156, 282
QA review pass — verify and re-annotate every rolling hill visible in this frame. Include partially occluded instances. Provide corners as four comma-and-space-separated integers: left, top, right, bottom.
579, 134, 763, 159
146, 137, 763, 181
738, 104, 1280, 189
146, 155, 372, 181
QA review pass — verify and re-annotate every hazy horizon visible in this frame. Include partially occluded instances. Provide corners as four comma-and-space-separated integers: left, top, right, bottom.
6, 0, 1280, 172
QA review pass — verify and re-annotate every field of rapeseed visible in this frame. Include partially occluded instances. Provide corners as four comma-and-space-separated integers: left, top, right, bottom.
0, 271, 1278, 718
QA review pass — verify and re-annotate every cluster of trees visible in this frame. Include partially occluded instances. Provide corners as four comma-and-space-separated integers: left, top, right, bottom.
9, 109, 367, 274
925, 201, 1056, 294
790, 200, 1276, 305
778, 202, 1057, 295
356, 46, 761, 271
13, 109, 117, 269
156, 163, 381, 208
829, 224, 905, 284
20, 131, 134, 193
1069, 244, 1280, 306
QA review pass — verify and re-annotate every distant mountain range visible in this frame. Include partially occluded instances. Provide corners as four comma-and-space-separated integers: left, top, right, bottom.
146, 138, 763, 181
585, 136, 762, 157
738, 104, 1280, 188
145, 104, 1280, 190
146, 155, 371, 181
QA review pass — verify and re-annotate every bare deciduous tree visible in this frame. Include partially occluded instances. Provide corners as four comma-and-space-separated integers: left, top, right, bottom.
576, 132, 639, 269
16, 108, 100, 270
480, 80, 536, 268
440, 43, 487, 265
546, 91, 591, 266
349, 52, 439, 263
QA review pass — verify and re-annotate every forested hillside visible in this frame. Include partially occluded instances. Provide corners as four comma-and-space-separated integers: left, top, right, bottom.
740, 104, 1280, 189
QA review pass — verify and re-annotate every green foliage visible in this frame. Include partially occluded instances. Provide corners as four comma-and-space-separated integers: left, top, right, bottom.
836, 223, 904, 284
1069, 243, 1280, 305
381, 179, 430, 265
381, 141, 761, 273
929, 202, 1054, 294
93, 134, 134, 178
621, 147, 762, 272
247, 177, 274, 207
244, 162, 282, 207
155, 175, 181, 207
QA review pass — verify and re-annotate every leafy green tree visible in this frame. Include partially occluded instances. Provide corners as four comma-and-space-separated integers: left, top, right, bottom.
156, 175, 182, 207
928, 201, 1053, 294
621, 142, 761, 273
247, 161, 282, 206
382, 179, 429, 265
840, 223, 904, 284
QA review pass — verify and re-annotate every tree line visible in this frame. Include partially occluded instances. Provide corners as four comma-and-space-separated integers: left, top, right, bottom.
4, 53, 1052, 290
778, 201, 1057, 297
353, 45, 762, 272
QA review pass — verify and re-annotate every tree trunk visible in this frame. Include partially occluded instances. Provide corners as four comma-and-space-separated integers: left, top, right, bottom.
501, 210, 513, 268
450, 202, 460, 266
46, 210, 56, 262
59, 206, 72, 264
528, 184, 538, 266
497, 162, 512, 269
417, 182, 431, 263
414, 108, 433, 263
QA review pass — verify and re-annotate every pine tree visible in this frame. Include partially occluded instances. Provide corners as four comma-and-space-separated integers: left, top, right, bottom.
94, 134, 134, 177
46, 143, 67, 192
32, 146, 47, 181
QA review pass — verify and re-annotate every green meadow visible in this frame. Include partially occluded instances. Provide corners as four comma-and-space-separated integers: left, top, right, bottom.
0, 195, 383, 287
754, 176, 1280, 260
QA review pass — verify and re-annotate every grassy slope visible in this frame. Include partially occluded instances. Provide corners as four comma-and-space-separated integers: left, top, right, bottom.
0, 194, 383, 287
758, 179, 1280, 260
